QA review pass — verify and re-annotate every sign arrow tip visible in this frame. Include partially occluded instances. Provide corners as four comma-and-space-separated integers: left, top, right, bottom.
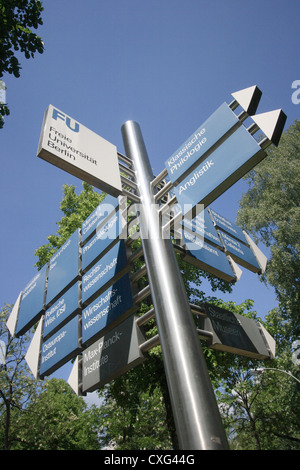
252, 109, 287, 146
231, 85, 262, 115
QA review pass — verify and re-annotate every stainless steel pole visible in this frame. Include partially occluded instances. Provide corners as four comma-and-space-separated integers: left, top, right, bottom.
121, 121, 229, 450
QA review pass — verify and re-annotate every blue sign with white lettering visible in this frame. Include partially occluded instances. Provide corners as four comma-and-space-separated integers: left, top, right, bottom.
46, 229, 80, 306
182, 232, 236, 282
40, 316, 80, 378
209, 208, 249, 245
217, 229, 261, 273
182, 209, 223, 249
174, 126, 265, 215
43, 283, 80, 339
82, 210, 122, 271
81, 195, 120, 242
82, 240, 129, 305
165, 103, 239, 184
15, 263, 48, 336
82, 274, 134, 345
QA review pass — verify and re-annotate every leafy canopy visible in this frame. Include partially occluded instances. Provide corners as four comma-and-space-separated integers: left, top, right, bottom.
237, 120, 300, 336
0, 0, 44, 127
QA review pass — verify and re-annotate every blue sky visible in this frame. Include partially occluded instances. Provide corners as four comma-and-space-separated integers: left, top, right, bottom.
1, 1, 299, 382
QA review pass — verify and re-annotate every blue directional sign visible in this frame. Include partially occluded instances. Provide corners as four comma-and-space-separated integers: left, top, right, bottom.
40, 316, 81, 378
208, 208, 249, 246
217, 229, 261, 273
81, 195, 120, 242
82, 240, 129, 305
82, 210, 122, 271
182, 208, 223, 249
46, 229, 80, 306
82, 274, 134, 346
43, 282, 81, 339
165, 103, 240, 184
182, 231, 237, 282
174, 126, 265, 216
15, 263, 48, 337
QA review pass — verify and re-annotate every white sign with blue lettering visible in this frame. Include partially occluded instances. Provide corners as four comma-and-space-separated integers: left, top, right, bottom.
37, 105, 122, 197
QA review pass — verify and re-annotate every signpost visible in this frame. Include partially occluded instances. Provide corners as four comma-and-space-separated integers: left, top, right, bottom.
46, 229, 80, 305
180, 232, 240, 282
81, 315, 146, 393
40, 315, 81, 379
217, 229, 261, 273
81, 240, 130, 305
208, 208, 249, 245
43, 282, 81, 339
198, 303, 276, 360
81, 194, 121, 242
38, 105, 122, 196
181, 208, 223, 249
174, 125, 267, 216
15, 262, 48, 337
7, 86, 286, 450
81, 210, 123, 271
164, 86, 262, 185
82, 274, 135, 346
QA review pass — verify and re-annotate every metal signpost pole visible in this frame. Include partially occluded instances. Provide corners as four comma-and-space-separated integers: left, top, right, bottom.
121, 120, 229, 450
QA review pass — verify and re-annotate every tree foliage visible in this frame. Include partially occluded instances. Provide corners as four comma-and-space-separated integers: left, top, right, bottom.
217, 342, 300, 450
237, 120, 300, 337
34, 182, 104, 269
12, 378, 100, 450
0, 305, 100, 450
0, 304, 42, 449
0, 0, 44, 127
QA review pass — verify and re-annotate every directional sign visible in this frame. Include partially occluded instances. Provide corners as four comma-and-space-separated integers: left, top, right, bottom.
82, 210, 123, 272
43, 282, 81, 339
165, 102, 240, 185
37, 105, 122, 197
199, 303, 275, 359
40, 316, 81, 379
81, 315, 146, 393
174, 125, 266, 216
181, 231, 240, 282
82, 274, 134, 346
15, 263, 48, 337
217, 229, 261, 273
208, 208, 249, 246
82, 240, 130, 305
46, 229, 80, 306
181, 208, 223, 249
164, 86, 263, 186
81, 194, 121, 243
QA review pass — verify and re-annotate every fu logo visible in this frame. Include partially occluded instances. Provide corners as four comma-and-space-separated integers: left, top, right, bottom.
52, 108, 80, 132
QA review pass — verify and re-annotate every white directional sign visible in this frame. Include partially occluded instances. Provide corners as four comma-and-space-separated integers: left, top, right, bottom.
38, 105, 122, 197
